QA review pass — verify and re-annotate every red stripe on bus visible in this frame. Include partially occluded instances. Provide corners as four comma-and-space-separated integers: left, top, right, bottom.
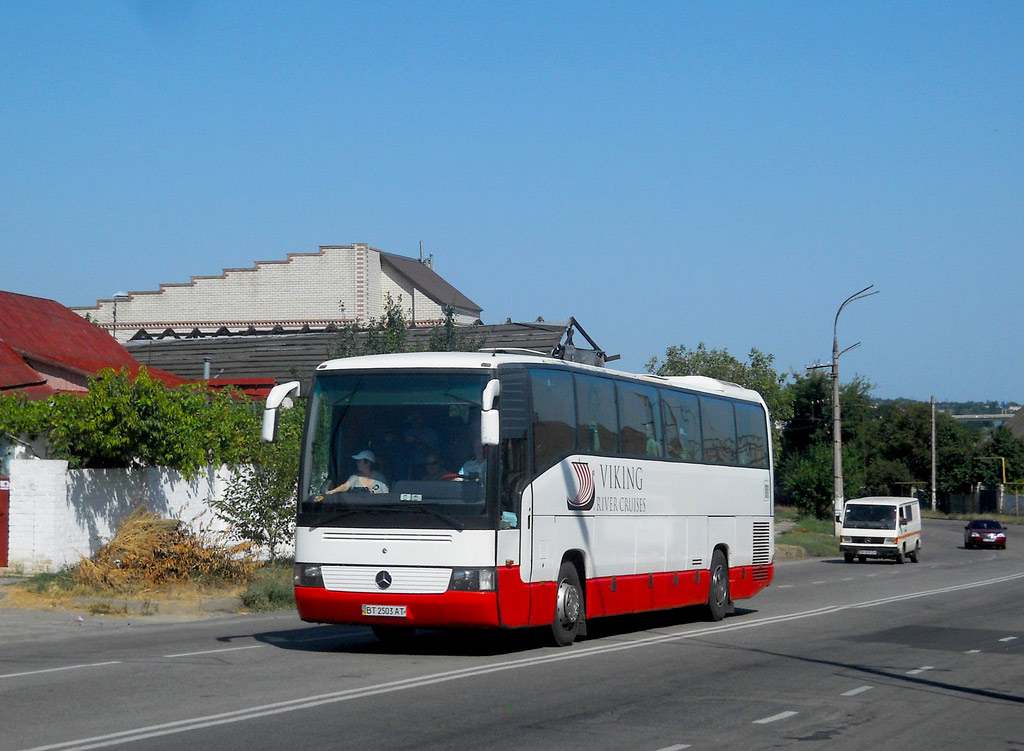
296, 562, 773, 631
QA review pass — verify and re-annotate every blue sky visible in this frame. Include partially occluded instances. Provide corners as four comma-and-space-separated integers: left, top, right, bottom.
3, 2, 1021, 402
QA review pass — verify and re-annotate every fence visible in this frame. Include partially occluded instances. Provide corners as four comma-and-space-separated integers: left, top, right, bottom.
942, 484, 1023, 516
4, 458, 291, 574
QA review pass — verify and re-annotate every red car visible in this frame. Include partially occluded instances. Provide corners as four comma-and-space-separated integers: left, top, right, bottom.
964, 519, 1007, 549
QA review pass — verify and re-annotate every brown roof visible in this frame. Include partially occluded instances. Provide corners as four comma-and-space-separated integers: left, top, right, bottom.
381, 253, 482, 314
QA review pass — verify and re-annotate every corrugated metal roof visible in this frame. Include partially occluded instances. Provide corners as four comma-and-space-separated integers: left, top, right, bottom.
125, 321, 578, 383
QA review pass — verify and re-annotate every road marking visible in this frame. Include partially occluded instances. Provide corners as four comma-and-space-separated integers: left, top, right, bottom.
19, 569, 1024, 751
0, 662, 122, 680
164, 646, 263, 658
998, 636, 1018, 643
812, 580, 826, 585
907, 666, 933, 675
754, 711, 798, 724
654, 745, 690, 751
841, 686, 873, 697
965, 649, 981, 654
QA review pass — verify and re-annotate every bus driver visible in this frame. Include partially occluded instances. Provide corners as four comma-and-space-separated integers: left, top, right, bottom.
326, 450, 389, 494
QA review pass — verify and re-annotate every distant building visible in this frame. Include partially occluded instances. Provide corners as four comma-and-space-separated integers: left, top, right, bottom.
72, 244, 483, 344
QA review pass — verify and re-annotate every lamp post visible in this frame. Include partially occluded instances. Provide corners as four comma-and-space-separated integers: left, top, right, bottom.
111, 292, 129, 340
830, 285, 878, 535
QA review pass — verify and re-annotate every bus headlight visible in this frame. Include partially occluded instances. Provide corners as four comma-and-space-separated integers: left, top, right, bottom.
884, 537, 895, 545
448, 568, 496, 591
840, 536, 851, 543
293, 564, 324, 588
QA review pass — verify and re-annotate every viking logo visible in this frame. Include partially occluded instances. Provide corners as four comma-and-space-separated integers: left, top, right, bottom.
567, 461, 595, 511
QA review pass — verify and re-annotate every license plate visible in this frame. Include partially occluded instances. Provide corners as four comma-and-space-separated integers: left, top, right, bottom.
362, 604, 407, 618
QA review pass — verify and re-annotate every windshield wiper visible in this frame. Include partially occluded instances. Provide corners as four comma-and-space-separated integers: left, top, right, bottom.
405, 503, 466, 532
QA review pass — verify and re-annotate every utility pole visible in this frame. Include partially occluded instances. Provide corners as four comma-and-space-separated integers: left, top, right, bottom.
931, 396, 937, 510
829, 285, 879, 535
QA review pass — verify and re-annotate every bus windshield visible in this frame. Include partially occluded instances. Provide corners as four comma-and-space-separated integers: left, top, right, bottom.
299, 371, 493, 529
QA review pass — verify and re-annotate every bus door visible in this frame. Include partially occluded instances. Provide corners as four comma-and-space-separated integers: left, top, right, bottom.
496, 483, 532, 627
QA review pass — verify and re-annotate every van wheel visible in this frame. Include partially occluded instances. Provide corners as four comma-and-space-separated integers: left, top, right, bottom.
550, 561, 583, 646
844, 552, 855, 563
895, 547, 905, 564
705, 549, 731, 621
909, 543, 920, 563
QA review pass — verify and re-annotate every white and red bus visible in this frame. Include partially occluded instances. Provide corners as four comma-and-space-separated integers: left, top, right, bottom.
263, 350, 774, 645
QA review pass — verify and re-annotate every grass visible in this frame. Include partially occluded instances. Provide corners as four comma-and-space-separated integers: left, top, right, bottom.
775, 506, 842, 559
238, 560, 296, 612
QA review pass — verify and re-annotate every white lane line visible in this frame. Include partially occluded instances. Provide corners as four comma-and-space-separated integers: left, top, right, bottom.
907, 666, 933, 675
841, 686, 873, 697
164, 646, 263, 658
0, 662, 122, 680
965, 649, 981, 654
20, 569, 1024, 751
654, 745, 690, 751
812, 580, 826, 585
998, 636, 1018, 643
754, 711, 798, 724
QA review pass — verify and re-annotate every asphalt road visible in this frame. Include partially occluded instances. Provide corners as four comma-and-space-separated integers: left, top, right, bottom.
2, 517, 1022, 751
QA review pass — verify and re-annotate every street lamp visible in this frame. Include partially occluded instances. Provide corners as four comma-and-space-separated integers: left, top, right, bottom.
830, 285, 878, 535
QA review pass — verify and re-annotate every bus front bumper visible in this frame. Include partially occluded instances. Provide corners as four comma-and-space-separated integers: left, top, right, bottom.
295, 586, 503, 629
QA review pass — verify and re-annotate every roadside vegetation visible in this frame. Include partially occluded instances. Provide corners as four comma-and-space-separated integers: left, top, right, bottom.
0, 507, 295, 615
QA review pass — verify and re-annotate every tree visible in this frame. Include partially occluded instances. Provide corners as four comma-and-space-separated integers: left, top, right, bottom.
328, 293, 409, 359
779, 441, 834, 518
427, 305, 484, 352
212, 405, 302, 560
0, 368, 259, 478
646, 342, 793, 429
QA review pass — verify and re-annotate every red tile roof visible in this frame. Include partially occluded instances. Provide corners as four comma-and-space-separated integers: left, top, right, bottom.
0, 290, 188, 398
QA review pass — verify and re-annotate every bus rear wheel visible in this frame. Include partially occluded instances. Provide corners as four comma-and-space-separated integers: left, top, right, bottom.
550, 561, 583, 646
705, 549, 731, 621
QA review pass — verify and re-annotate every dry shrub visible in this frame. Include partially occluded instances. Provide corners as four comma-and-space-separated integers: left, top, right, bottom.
76, 506, 258, 592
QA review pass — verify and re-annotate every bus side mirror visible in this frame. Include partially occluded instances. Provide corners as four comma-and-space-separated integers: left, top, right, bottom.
481, 378, 500, 446
262, 381, 300, 443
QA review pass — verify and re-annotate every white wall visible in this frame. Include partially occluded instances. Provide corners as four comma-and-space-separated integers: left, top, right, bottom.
5, 460, 289, 574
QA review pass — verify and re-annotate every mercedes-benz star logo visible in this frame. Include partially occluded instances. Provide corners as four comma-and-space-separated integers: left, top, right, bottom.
375, 571, 392, 590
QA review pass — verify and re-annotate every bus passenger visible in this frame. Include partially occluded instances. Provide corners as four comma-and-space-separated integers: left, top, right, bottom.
418, 453, 446, 480
326, 450, 389, 494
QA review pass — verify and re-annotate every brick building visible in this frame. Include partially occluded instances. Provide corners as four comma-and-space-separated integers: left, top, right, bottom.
72, 244, 482, 344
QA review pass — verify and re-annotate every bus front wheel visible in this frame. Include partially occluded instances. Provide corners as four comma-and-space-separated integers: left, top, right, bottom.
705, 549, 731, 621
550, 561, 583, 646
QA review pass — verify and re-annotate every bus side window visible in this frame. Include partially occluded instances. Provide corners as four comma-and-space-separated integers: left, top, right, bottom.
661, 391, 701, 462
734, 402, 769, 469
530, 370, 576, 470
700, 396, 737, 465
574, 374, 616, 454
618, 383, 663, 458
